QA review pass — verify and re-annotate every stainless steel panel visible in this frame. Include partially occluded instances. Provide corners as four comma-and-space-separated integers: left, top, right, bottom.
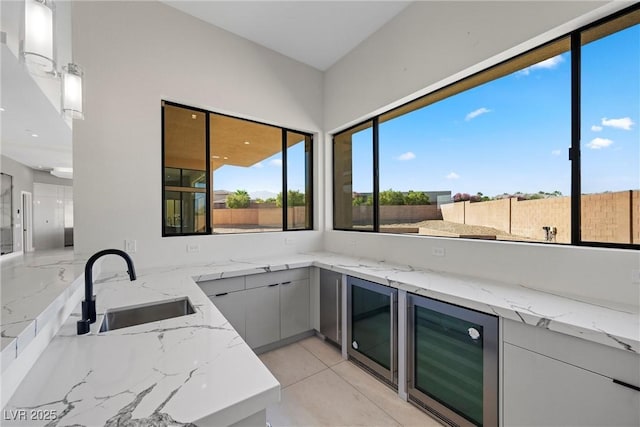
320, 269, 341, 344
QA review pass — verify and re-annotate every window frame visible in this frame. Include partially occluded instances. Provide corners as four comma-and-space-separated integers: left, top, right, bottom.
331, 4, 639, 250
161, 100, 314, 237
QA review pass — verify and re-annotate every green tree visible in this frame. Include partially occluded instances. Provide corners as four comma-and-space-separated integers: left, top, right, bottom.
226, 190, 250, 208
352, 194, 372, 206
404, 190, 430, 205
379, 189, 405, 206
276, 190, 306, 207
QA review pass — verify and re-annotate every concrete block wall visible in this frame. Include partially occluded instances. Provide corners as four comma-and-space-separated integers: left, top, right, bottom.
439, 191, 638, 244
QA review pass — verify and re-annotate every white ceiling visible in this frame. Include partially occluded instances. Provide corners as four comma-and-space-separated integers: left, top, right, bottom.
161, 1, 412, 71
1, 1, 410, 175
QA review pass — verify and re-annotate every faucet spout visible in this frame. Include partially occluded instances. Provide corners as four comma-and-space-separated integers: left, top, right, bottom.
77, 249, 137, 335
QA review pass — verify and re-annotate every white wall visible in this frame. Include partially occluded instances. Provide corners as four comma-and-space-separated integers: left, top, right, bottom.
0, 156, 34, 253
72, 1, 324, 270
322, 1, 639, 307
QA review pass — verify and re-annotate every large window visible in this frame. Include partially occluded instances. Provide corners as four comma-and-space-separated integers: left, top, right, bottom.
162, 102, 313, 236
334, 121, 374, 231
333, 6, 639, 249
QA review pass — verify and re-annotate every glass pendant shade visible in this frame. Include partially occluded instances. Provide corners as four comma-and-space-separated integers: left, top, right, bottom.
22, 0, 55, 74
62, 63, 84, 119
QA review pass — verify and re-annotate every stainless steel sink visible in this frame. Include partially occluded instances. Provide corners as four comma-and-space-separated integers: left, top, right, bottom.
99, 297, 196, 332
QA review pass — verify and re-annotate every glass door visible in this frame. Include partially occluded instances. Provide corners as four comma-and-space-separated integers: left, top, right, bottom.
408, 294, 498, 427
347, 276, 397, 385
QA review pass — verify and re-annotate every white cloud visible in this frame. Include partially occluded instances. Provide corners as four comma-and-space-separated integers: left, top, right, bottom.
396, 151, 416, 161
252, 162, 264, 168
587, 137, 613, 150
520, 55, 564, 75
446, 172, 460, 180
270, 159, 282, 167
551, 149, 562, 156
591, 125, 603, 132
465, 107, 491, 121
601, 117, 634, 131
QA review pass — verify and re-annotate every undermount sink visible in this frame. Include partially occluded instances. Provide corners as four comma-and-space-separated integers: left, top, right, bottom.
99, 297, 196, 332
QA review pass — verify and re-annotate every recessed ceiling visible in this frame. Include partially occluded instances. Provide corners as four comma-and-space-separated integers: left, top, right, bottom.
161, 1, 412, 71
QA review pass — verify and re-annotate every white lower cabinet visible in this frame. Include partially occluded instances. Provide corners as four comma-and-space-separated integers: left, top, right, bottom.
280, 279, 310, 339
210, 291, 246, 338
503, 320, 640, 427
245, 284, 282, 349
504, 342, 640, 426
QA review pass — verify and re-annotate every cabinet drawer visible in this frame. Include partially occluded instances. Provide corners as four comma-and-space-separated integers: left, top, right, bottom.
504, 342, 640, 427
198, 276, 245, 296
504, 319, 640, 385
245, 268, 309, 289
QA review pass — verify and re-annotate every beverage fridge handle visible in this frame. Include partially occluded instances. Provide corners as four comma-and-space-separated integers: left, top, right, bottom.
390, 291, 396, 383
336, 278, 340, 341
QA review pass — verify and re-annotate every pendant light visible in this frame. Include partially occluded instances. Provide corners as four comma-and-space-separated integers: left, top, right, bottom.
62, 63, 84, 119
21, 0, 85, 120
21, 0, 56, 75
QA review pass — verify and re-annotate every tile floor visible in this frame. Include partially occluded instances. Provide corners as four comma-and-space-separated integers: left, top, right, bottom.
259, 336, 442, 427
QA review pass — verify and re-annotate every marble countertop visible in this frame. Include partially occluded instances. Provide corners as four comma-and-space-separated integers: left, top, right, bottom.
1, 249, 86, 363
4, 260, 280, 426
4, 250, 638, 425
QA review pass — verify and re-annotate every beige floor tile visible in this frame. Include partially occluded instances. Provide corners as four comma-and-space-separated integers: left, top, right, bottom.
332, 361, 442, 427
267, 368, 400, 427
298, 336, 344, 367
259, 343, 327, 388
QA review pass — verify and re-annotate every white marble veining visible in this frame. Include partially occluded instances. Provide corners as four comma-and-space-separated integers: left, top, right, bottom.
4, 261, 281, 426
3, 250, 638, 426
1, 249, 85, 359
308, 252, 639, 354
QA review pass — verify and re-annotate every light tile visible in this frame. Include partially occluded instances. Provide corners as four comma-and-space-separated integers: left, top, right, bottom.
259, 343, 326, 388
298, 336, 344, 367
332, 361, 442, 427
267, 368, 400, 427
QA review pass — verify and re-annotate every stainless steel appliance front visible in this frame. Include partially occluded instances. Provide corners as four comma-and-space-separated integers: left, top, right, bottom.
347, 276, 398, 386
407, 294, 498, 427
320, 269, 342, 345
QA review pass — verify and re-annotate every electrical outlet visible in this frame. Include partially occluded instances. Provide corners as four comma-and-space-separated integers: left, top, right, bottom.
284, 237, 295, 246
432, 247, 445, 257
632, 269, 640, 284
187, 244, 200, 253
124, 239, 136, 253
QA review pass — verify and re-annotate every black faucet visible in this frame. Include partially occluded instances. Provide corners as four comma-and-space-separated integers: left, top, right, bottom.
77, 249, 136, 335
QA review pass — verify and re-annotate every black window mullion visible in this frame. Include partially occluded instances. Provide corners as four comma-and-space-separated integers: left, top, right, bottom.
306, 135, 314, 230
282, 129, 288, 230
205, 112, 212, 234
373, 117, 380, 232
570, 32, 581, 245
161, 103, 166, 236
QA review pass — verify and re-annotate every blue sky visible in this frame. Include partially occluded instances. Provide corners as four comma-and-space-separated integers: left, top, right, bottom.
214, 24, 638, 198
361, 24, 639, 196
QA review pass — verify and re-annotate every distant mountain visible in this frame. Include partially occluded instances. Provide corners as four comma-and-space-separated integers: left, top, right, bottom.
250, 190, 278, 200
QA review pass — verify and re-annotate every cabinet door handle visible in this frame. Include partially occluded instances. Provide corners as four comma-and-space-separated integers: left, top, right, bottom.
214, 292, 228, 297
281, 281, 292, 285
336, 278, 342, 341
268, 283, 279, 287
613, 379, 640, 392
